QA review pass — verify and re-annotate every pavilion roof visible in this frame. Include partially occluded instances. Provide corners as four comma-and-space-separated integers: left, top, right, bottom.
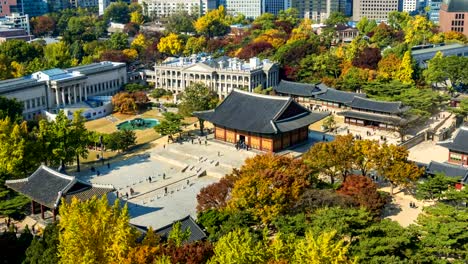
6, 165, 114, 208
274, 80, 324, 97
347, 97, 409, 114
315, 85, 366, 104
194, 89, 327, 134
438, 127, 468, 154
426, 161, 468, 184
339, 110, 407, 125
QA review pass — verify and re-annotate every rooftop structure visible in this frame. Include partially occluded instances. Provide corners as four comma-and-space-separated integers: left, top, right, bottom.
0, 27, 32, 42
411, 43, 468, 67
153, 55, 279, 99
6, 165, 114, 221
438, 126, 468, 166
426, 161, 468, 185
154, 216, 206, 243
0, 13, 30, 34
195, 89, 329, 152
0, 61, 127, 120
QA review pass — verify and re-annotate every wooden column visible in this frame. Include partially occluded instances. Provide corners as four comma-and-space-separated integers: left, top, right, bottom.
52, 209, 57, 222
40, 204, 45, 220
31, 201, 36, 214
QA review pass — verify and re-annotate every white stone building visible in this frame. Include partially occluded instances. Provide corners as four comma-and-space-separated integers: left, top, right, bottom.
0, 13, 30, 35
151, 55, 280, 99
352, 0, 399, 21
0, 61, 127, 120
140, 0, 212, 18
402, 0, 418, 13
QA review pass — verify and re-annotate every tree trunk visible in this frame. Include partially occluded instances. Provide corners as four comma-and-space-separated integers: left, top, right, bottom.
390, 183, 395, 195
330, 175, 335, 185
199, 119, 205, 136
76, 154, 80, 172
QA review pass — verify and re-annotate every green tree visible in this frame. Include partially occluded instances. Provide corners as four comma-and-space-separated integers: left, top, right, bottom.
415, 173, 460, 201
165, 11, 196, 34
0, 96, 24, 121
324, 11, 348, 26
70, 111, 89, 172
423, 54, 468, 90
450, 97, 468, 118
109, 32, 129, 50
24, 223, 60, 264
104, 1, 130, 24
43, 42, 73, 68
184, 36, 207, 56
298, 53, 341, 81
154, 112, 184, 138
0, 39, 41, 63
178, 83, 218, 134
356, 17, 377, 35
105, 130, 136, 152
322, 115, 337, 132
58, 196, 135, 264
415, 203, 468, 261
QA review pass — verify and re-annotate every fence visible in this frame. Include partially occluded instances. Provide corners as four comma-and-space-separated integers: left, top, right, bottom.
398, 132, 426, 149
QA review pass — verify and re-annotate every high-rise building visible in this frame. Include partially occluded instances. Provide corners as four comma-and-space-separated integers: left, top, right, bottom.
0, 0, 48, 17
439, 0, 468, 36
427, 0, 442, 22
226, 0, 290, 19
292, 0, 343, 21
402, 0, 418, 13
352, 0, 399, 21
0, 13, 30, 34
69, 0, 98, 8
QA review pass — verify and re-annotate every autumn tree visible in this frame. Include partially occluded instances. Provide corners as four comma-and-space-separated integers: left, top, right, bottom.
352, 47, 382, 70
197, 174, 238, 212
337, 175, 387, 217
236, 41, 274, 60
31, 16, 56, 36
184, 36, 206, 56
292, 230, 354, 264
194, 6, 229, 37
209, 229, 266, 263
227, 154, 313, 223
404, 15, 434, 46
396, 51, 414, 84
157, 33, 183, 56
112, 92, 137, 114
303, 135, 356, 184
374, 143, 423, 194
58, 196, 135, 264
377, 54, 401, 81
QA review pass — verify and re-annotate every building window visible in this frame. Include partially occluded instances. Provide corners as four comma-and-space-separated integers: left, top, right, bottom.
26, 100, 30, 109
450, 153, 462, 161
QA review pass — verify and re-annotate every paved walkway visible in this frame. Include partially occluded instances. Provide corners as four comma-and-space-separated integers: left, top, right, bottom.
408, 140, 448, 164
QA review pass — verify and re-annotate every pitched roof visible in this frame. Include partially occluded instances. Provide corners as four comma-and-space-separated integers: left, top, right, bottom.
438, 127, 468, 154
340, 110, 406, 125
6, 165, 114, 208
426, 161, 468, 184
274, 80, 324, 97
136, 216, 206, 244
194, 90, 324, 134
443, 0, 468, 12
315, 86, 367, 104
347, 97, 408, 114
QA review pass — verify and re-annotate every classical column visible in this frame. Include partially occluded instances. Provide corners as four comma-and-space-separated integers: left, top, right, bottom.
67, 87, 72, 105
55, 89, 60, 107
61, 88, 66, 106
73, 85, 77, 103
84, 85, 88, 100
79, 84, 83, 101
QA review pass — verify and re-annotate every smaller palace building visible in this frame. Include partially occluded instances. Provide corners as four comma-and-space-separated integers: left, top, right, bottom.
194, 89, 329, 152
6, 165, 114, 221
439, 126, 468, 166
340, 97, 410, 130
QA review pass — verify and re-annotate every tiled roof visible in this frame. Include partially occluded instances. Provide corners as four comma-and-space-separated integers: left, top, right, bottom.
438, 127, 468, 154
443, 0, 468, 12
315, 87, 366, 104
6, 165, 114, 208
194, 90, 320, 134
136, 216, 207, 244
274, 80, 324, 97
347, 97, 407, 114
426, 161, 468, 184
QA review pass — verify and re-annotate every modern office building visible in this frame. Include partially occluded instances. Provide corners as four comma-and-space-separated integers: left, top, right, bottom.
402, 0, 418, 12
152, 55, 279, 99
411, 43, 468, 67
427, 0, 442, 22
69, 0, 98, 8
226, 0, 291, 19
140, 0, 213, 18
352, 0, 399, 21
0, 0, 49, 17
439, 0, 468, 36
0, 61, 127, 120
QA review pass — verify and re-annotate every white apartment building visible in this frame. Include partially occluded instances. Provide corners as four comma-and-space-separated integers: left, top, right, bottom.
152, 55, 280, 99
402, 0, 418, 13
140, 0, 212, 18
226, 0, 291, 19
0, 13, 30, 35
352, 0, 399, 21
0, 61, 127, 120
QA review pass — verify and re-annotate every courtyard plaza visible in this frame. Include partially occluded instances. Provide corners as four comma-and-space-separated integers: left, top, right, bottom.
73, 135, 256, 229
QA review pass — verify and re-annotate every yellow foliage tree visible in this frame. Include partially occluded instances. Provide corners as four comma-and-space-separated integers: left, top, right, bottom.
58, 196, 136, 264
292, 230, 355, 264
131, 33, 148, 51
288, 18, 313, 43
377, 54, 401, 81
123, 48, 139, 60
404, 15, 434, 46
184, 36, 207, 56
130, 11, 144, 25
396, 51, 414, 85
157, 33, 184, 56
194, 6, 229, 37
254, 29, 287, 49
11, 61, 26, 78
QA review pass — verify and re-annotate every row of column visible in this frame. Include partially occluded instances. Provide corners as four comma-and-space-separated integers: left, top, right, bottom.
55, 83, 87, 108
